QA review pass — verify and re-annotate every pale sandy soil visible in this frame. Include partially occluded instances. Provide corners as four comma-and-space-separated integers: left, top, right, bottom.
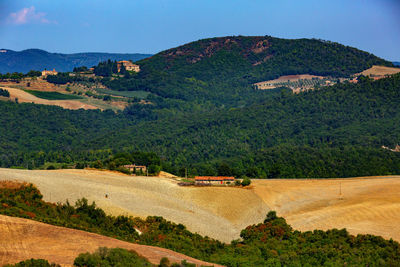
0, 214, 222, 267
0, 168, 267, 243
1, 87, 98, 110
355, 65, 400, 77
1, 168, 399, 243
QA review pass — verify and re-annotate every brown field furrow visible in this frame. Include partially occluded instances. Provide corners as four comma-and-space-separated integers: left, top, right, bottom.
0, 215, 222, 267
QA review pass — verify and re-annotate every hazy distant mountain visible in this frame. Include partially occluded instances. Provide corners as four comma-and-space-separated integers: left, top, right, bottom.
393, 61, 400, 67
0, 49, 152, 73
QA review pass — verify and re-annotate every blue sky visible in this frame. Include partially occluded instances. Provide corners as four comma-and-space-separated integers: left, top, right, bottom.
0, 0, 399, 60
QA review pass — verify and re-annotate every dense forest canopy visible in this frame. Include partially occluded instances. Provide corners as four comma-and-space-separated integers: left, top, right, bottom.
1, 73, 400, 177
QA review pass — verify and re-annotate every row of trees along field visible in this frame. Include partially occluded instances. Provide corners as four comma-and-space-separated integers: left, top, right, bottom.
1, 74, 400, 177
0, 70, 41, 81
1, 184, 400, 266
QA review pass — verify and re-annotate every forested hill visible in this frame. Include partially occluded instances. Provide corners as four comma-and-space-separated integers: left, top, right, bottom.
394, 61, 400, 67
0, 49, 151, 73
103, 36, 393, 107
1, 74, 400, 178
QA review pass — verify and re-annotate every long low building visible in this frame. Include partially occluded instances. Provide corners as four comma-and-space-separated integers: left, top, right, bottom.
195, 176, 235, 185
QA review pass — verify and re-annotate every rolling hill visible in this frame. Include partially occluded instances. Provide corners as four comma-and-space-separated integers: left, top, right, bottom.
394, 61, 400, 67
103, 36, 393, 104
0, 48, 151, 73
0, 36, 400, 178
1, 176, 400, 266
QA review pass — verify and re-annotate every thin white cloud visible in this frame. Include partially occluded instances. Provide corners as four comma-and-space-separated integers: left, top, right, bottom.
8, 6, 56, 25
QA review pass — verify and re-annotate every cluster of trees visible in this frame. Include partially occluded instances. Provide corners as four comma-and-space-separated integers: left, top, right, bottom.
93, 60, 119, 77
45, 72, 95, 84
74, 248, 152, 267
0, 88, 10, 97
0, 70, 42, 81
2, 184, 400, 266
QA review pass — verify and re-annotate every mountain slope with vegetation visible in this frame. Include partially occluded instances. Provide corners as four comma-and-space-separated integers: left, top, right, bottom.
0, 36, 399, 178
0, 49, 151, 73
102, 36, 392, 106
1, 74, 399, 178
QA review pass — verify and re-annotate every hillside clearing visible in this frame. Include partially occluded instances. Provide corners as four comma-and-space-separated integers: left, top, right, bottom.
0, 214, 221, 267
1, 87, 98, 110
355, 65, 400, 77
0, 168, 399, 242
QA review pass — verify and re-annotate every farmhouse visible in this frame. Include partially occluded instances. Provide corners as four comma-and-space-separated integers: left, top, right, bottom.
41, 69, 58, 77
117, 61, 140, 73
123, 164, 147, 173
195, 176, 235, 185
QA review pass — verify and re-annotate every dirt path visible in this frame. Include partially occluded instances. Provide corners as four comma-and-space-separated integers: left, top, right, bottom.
0, 214, 222, 267
1, 87, 98, 110
0, 168, 268, 243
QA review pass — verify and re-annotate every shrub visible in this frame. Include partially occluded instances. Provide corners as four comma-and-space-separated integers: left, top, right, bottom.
241, 177, 251, 186
74, 247, 152, 267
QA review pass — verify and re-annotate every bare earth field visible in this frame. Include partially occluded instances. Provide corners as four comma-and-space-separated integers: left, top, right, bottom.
0, 214, 222, 267
355, 65, 400, 77
0, 168, 267, 243
252, 177, 400, 241
1, 87, 98, 110
0, 168, 399, 243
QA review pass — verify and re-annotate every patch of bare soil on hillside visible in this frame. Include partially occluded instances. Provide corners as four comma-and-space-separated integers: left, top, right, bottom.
355, 65, 400, 77
0, 215, 222, 267
1, 87, 98, 110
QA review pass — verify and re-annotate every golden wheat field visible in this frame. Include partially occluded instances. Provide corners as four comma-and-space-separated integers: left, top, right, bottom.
0, 168, 399, 243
